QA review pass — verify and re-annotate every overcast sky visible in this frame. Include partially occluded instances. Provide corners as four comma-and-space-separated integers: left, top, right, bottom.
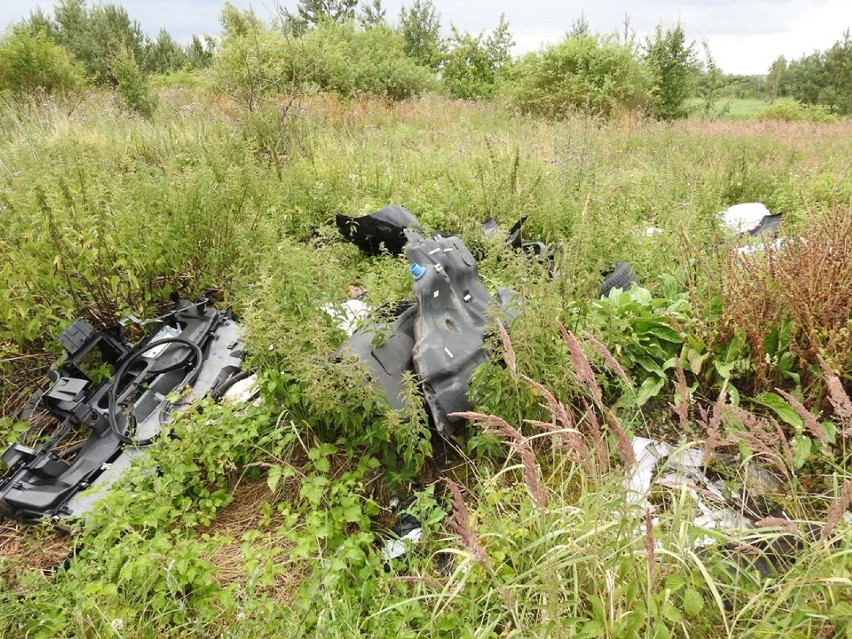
1, 0, 850, 75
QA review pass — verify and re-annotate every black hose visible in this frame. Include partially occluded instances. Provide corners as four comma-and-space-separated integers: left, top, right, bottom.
210, 370, 253, 401
107, 337, 203, 447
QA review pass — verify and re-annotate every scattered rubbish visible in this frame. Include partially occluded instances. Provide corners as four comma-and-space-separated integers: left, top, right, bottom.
381, 497, 423, 562
600, 262, 640, 298
336, 205, 423, 256
322, 298, 371, 337
627, 437, 787, 547
0, 296, 246, 522
502, 215, 548, 259
736, 237, 788, 256
720, 202, 784, 237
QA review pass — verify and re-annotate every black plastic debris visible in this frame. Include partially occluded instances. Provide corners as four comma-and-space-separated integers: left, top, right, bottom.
748, 214, 783, 238
600, 261, 640, 297
0, 297, 245, 522
339, 303, 417, 412
336, 205, 423, 256
482, 215, 548, 260
406, 230, 494, 436
337, 208, 516, 437
381, 496, 423, 562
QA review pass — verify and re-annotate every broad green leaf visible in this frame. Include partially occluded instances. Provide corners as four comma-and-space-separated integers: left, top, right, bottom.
687, 349, 710, 375
791, 435, 812, 469
752, 392, 804, 429
636, 375, 665, 406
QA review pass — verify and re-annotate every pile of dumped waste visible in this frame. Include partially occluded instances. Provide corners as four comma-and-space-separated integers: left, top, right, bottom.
0, 200, 819, 569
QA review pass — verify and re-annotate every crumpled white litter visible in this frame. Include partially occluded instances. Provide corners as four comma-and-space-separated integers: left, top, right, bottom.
222, 373, 262, 406
627, 437, 756, 546
321, 299, 370, 337
381, 527, 423, 561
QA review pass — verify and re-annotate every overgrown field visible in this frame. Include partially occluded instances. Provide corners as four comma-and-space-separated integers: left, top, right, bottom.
1, 89, 851, 638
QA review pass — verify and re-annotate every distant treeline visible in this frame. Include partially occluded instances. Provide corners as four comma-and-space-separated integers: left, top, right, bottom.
0, 0, 849, 118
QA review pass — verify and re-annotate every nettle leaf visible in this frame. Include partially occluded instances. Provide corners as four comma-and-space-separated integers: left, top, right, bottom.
752, 392, 804, 429
682, 588, 704, 616
266, 465, 294, 492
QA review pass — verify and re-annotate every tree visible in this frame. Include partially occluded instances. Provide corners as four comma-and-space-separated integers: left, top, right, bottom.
767, 56, 787, 100
779, 30, 852, 115
291, 0, 358, 28
145, 29, 189, 74
0, 28, 84, 97
398, 0, 443, 69
643, 22, 700, 120
442, 15, 514, 99
359, 0, 385, 28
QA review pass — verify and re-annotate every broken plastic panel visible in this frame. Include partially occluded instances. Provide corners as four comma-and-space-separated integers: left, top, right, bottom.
338, 303, 418, 412
406, 230, 493, 436
336, 205, 423, 256
0, 298, 246, 522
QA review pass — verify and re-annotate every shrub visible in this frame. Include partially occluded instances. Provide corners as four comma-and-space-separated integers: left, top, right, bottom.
718, 205, 852, 384
502, 33, 651, 118
0, 28, 84, 97
212, 19, 434, 104
754, 98, 838, 123
110, 45, 157, 116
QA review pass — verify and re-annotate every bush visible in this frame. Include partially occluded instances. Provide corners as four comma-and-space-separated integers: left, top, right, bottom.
502, 33, 650, 118
213, 18, 434, 105
754, 98, 838, 123
0, 28, 84, 97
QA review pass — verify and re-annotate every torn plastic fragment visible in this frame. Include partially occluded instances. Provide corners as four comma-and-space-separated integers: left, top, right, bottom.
381, 513, 423, 561
336, 205, 423, 256
626, 437, 787, 547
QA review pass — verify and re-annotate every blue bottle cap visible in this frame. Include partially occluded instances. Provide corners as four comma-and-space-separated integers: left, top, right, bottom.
409, 263, 426, 280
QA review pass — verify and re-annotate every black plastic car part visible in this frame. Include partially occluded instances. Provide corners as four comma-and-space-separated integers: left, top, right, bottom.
336, 205, 423, 256
339, 303, 417, 412
337, 208, 519, 437
405, 230, 494, 436
0, 297, 245, 522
